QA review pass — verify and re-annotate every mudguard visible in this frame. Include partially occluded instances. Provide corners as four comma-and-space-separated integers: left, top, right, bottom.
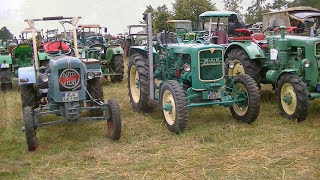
0, 54, 12, 65
106, 46, 124, 61
225, 42, 266, 60
129, 46, 157, 57
18, 66, 36, 85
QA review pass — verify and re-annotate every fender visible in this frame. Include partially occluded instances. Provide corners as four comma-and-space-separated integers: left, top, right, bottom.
106, 46, 124, 61
18, 66, 36, 85
129, 46, 158, 59
225, 42, 266, 60
265, 69, 298, 84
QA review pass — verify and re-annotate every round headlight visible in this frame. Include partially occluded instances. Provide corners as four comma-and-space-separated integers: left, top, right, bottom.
304, 60, 310, 68
87, 72, 95, 80
40, 73, 49, 82
228, 62, 235, 69
183, 63, 191, 72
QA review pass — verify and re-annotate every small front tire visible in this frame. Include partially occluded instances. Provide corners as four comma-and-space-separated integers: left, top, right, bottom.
107, 99, 121, 140
230, 74, 261, 124
160, 80, 188, 133
23, 106, 37, 151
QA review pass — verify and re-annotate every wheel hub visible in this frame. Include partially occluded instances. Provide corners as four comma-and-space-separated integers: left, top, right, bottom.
229, 60, 245, 77
163, 102, 173, 113
282, 94, 292, 104
280, 83, 297, 115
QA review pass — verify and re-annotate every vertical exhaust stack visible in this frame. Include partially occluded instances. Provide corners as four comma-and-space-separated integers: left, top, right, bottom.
146, 13, 154, 100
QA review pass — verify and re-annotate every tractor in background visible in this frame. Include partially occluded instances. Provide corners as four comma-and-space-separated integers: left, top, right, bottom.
127, 13, 260, 133
19, 16, 121, 151
125, 24, 147, 56
199, 10, 320, 122
77, 24, 124, 82
0, 39, 15, 90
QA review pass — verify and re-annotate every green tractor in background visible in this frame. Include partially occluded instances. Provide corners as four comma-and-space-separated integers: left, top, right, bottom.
0, 39, 15, 90
77, 24, 124, 82
127, 13, 261, 133
166, 20, 207, 42
199, 11, 320, 122
125, 24, 147, 56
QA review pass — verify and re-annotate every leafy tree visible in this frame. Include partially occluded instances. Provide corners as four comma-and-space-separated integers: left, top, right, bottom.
245, 0, 270, 24
288, 0, 320, 10
142, 5, 172, 32
0, 27, 13, 41
173, 0, 216, 30
222, 0, 243, 15
271, 0, 288, 10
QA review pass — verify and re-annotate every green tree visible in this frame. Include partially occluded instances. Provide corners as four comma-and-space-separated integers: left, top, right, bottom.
0, 27, 13, 41
271, 0, 288, 10
245, 0, 270, 24
173, 0, 216, 30
223, 0, 243, 15
288, 0, 320, 10
142, 5, 172, 32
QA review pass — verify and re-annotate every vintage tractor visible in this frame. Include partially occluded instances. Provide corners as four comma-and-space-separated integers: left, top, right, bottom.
199, 10, 320, 122
127, 13, 260, 133
166, 20, 207, 42
19, 17, 121, 151
125, 24, 147, 56
0, 40, 14, 90
77, 24, 124, 82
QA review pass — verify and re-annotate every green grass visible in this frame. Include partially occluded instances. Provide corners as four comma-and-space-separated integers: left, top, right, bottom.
1, 60, 320, 179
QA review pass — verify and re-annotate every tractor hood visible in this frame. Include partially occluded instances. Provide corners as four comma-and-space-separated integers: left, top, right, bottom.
166, 43, 224, 54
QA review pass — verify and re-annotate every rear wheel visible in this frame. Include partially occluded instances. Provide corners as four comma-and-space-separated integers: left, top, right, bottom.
87, 77, 104, 116
110, 55, 124, 83
225, 48, 261, 87
23, 106, 37, 151
277, 74, 309, 122
160, 80, 188, 133
127, 53, 155, 112
19, 84, 37, 109
0, 68, 12, 91
230, 74, 261, 123
107, 99, 121, 140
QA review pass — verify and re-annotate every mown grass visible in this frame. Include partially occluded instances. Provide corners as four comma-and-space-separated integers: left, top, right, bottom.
0, 59, 319, 179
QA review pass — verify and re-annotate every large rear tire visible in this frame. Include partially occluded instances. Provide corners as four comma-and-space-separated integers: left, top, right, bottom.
277, 74, 309, 122
127, 53, 155, 112
107, 99, 121, 140
160, 80, 188, 134
230, 74, 261, 124
225, 48, 262, 87
110, 55, 124, 83
87, 77, 104, 116
23, 106, 37, 151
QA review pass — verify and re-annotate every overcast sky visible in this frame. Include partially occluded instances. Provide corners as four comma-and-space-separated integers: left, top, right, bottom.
0, 0, 256, 37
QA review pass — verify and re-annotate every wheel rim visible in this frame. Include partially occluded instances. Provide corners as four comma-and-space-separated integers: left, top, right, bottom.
280, 83, 297, 115
130, 65, 140, 103
232, 83, 249, 116
162, 90, 176, 125
228, 60, 245, 76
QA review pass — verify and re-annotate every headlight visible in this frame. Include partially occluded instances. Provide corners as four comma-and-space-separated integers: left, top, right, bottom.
183, 63, 191, 72
40, 74, 49, 82
228, 62, 235, 69
304, 60, 310, 68
87, 72, 95, 79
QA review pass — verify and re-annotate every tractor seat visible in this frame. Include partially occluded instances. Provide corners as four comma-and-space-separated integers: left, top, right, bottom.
251, 33, 268, 50
229, 29, 252, 41
43, 41, 70, 55
156, 32, 178, 46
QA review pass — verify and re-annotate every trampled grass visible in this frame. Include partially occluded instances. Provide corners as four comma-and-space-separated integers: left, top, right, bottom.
0, 59, 319, 179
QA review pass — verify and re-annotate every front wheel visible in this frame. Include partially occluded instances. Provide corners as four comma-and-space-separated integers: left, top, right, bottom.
107, 99, 121, 140
277, 74, 309, 122
23, 106, 37, 151
160, 80, 188, 134
230, 74, 261, 124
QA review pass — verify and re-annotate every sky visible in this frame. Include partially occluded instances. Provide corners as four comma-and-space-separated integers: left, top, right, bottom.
0, 0, 258, 37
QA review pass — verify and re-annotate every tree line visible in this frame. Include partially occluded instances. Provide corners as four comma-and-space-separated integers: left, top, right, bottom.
143, 0, 320, 32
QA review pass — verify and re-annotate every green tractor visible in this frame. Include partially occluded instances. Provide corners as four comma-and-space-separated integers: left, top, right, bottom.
0, 39, 15, 90
77, 24, 124, 82
199, 11, 320, 122
19, 17, 121, 151
127, 13, 261, 133
166, 19, 207, 42
125, 24, 147, 56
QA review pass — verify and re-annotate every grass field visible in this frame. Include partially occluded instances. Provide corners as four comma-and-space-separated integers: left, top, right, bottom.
0, 59, 320, 179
